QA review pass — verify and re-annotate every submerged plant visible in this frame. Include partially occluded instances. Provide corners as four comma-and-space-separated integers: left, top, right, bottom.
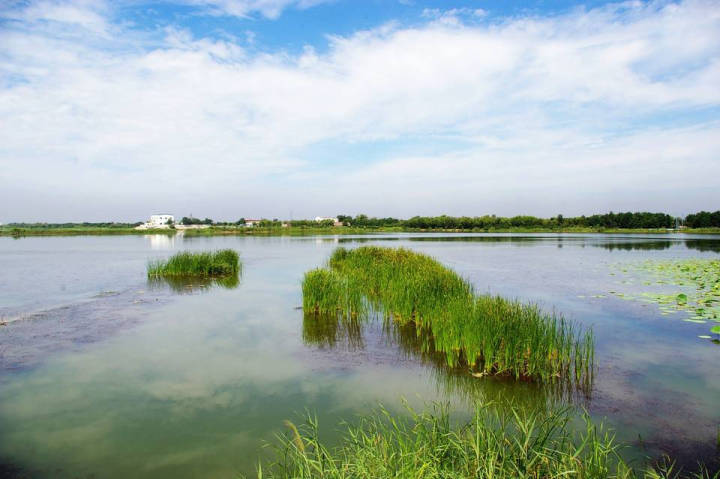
302, 247, 593, 385
147, 249, 241, 278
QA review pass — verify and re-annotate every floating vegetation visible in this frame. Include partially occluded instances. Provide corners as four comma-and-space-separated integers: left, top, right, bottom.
147, 249, 240, 278
259, 401, 708, 479
607, 259, 720, 337
302, 247, 593, 385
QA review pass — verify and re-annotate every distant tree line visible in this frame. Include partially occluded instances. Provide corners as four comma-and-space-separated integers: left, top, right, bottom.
337, 214, 402, 227
7, 211, 719, 230
289, 219, 335, 227
180, 217, 214, 225
259, 219, 282, 227
569, 212, 675, 229
684, 211, 720, 228
334, 211, 720, 229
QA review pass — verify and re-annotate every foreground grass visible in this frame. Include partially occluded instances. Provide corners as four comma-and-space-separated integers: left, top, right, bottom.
258, 402, 715, 479
303, 247, 593, 384
147, 249, 240, 277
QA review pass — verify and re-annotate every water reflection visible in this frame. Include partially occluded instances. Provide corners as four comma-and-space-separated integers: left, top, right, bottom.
605, 238, 717, 253
599, 241, 672, 251
316, 234, 720, 253
596, 240, 720, 252
302, 312, 364, 350
683, 239, 720, 252
302, 311, 591, 407
0, 289, 167, 373
146, 234, 176, 250
148, 274, 241, 294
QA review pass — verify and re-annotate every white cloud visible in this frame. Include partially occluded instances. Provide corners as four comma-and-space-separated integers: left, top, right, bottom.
421, 7, 487, 24
179, 0, 332, 18
322, 123, 720, 216
1, 0, 111, 35
0, 0, 719, 221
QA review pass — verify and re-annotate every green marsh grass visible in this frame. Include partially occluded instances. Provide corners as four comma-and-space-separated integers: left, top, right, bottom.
302, 247, 593, 385
260, 402, 714, 479
147, 249, 240, 278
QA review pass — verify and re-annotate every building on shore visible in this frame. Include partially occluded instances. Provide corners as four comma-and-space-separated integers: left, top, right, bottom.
244, 219, 262, 227
135, 214, 174, 230
150, 214, 174, 226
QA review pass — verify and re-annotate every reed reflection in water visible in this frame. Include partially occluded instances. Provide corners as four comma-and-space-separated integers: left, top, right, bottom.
147, 272, 241, 294
302, 310, 592, 409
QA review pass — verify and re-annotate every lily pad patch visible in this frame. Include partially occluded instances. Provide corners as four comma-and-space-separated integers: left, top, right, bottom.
605, 259, 720, 339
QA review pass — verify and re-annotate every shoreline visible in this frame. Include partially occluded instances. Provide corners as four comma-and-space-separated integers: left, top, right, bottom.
2, 226, 720, 237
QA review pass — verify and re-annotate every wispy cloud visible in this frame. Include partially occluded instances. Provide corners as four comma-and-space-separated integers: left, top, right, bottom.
175, 0, 332, 18
1, 0, 112, 35
0, 0, 718, 220
421, 7, 487, 25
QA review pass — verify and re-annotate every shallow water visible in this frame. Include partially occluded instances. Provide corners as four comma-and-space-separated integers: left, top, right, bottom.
0, 233, 719, 477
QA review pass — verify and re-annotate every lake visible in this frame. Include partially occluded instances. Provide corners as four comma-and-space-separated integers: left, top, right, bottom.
1, 233, 719, 478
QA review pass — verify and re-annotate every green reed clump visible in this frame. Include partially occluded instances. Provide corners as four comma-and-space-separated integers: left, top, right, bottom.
259, 402, 711, 479
302, 246, 593, 384
147, 249, 240, 277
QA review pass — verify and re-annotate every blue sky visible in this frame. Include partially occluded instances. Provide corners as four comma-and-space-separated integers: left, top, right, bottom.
0, 0, 718, 222
117, 1, 615, 53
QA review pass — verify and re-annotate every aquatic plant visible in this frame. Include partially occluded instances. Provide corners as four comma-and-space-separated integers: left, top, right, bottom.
258, 402, 713, 479
607, 259, 720, 337
302, 247, 593, 384
147, 249, 240, 278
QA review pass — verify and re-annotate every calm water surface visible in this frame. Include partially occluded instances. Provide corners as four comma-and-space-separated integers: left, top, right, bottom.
1, 233, 719, 477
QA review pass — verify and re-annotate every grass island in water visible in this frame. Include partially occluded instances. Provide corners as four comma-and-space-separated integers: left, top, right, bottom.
147, 249, 240, 278
302, 246, 594, 385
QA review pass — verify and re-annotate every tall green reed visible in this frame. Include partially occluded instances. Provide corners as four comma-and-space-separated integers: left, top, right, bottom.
258, 402, 713, 479
302, 246, 593, 386
147, 249, 240, 277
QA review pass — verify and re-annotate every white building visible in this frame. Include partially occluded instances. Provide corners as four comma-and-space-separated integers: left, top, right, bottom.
149, 214, 174, 226
135, 214, 174, 230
